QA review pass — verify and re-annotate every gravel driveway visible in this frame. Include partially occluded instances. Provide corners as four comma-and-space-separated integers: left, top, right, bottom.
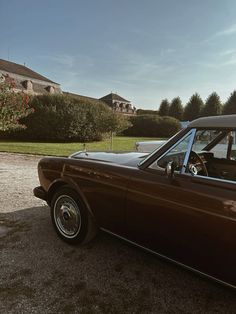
0, 152, 235, 314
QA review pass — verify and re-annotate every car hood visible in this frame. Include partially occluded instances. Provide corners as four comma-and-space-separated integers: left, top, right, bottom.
137, 140, 166, 145
69, 151, 148, 167
135, 140, 166, 152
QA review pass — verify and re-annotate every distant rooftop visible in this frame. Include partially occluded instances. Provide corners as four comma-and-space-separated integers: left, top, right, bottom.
63, 91, 99, 102
100, 93, 130, 103
0, 59, 58, 84
63, 91, 136, 114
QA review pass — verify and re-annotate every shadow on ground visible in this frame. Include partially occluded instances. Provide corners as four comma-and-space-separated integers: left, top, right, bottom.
0, 206, 235, 314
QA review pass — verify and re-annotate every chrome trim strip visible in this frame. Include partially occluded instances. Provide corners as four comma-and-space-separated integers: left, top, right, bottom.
123, 184, 236, 222
100, 227, 236, 290
187, 173, 236, 186
181, 129, 196, 174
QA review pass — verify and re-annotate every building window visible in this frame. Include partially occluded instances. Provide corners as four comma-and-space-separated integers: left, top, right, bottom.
46, 86, 55, 94
23, 80, 33, 90
0, 74, 5, 83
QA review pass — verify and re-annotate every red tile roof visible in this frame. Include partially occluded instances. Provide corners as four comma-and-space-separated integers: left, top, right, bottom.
0, 59, 59, 84
100, 93, 130, 103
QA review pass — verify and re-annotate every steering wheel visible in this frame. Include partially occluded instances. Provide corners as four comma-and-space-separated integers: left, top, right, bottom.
189, 151, 208, 177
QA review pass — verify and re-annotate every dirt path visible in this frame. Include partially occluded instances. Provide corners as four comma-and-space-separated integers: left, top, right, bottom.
0, 152, 43, 213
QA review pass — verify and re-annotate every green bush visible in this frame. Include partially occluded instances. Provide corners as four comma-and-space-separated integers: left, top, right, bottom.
136, 109, 159, 115
5, 94, 130, 142
123, 115, 181, 137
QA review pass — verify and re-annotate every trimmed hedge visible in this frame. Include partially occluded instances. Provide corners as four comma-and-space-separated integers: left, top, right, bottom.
122, 115, 181, 137
136, 109, 159, 115
4, 94, 130, 142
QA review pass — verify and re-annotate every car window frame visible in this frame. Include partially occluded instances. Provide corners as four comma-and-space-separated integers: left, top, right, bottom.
148, 127, 236, 186
148, 129, 196, 173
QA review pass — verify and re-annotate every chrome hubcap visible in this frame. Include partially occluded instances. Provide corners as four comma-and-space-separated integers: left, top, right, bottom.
54, 195, 81, 238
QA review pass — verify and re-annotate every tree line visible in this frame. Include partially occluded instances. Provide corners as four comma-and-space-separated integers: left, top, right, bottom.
138, 91, 236, 121
2, 73, 236, 140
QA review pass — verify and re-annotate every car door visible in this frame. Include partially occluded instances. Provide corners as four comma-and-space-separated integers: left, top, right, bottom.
125, 130, 236, 287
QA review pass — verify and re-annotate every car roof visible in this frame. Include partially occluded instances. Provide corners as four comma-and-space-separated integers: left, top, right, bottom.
189, 114, 236, 128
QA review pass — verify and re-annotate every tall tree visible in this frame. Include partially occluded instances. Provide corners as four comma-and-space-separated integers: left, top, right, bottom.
183, 93, 204, 121
169, 97, 183, 120
158, 99, 169, 116
201, 92, 222, 117
0, 75, 32, 131
223, 90, 236, 115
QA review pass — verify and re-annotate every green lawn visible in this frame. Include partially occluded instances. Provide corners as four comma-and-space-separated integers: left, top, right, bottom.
0, 137, 163, 156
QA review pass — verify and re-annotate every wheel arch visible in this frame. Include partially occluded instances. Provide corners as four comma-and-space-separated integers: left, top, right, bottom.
47, 180, 67, 206
47, 179, 95, 221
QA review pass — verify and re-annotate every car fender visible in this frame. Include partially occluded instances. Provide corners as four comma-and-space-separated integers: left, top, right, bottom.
47, 177, 96, 221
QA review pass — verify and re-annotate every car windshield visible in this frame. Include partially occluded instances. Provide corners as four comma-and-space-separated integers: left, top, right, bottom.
155, 131, 194, 171
138, 130, 183, 166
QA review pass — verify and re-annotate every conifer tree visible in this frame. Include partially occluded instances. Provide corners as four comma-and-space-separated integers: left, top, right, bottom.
201, 92, 222, 117
183, 93, 204, 121
223, 91, 236, 115
169, 97, 183, 120
158, 99, 169, 116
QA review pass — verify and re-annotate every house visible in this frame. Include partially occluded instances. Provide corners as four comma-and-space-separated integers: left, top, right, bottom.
0, 59, 62, 95
0, 58, 136, 115
99, 93, 136, 115
63, 92, 137, 115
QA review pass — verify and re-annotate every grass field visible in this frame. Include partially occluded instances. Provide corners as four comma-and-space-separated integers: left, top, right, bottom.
0, 136, 163, 156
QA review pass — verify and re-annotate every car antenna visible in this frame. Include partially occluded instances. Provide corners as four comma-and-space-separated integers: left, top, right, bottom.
83, 143, 88, 156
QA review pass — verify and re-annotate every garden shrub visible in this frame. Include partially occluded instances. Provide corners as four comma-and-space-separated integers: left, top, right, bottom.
122, 114, 181, 137
5, 94, 130, 142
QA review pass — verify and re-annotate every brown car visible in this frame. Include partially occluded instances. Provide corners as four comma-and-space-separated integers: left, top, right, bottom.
34, 114, 236, 289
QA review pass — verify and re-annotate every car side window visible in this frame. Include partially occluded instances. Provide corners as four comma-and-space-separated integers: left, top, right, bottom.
187, 129, 236, 182
192, 130, 226, 158
150, 132, 193, 171
209, 131, 236, 160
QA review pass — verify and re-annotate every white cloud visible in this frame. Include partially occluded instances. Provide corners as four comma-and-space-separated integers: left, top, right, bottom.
36, 54, 75, 68
106, 43, 178, 85
219, 49, 236, 56
215, 24, 236, 37
195, 53, 236, 68
201, 24, 236, 45
221, 57, 236, 66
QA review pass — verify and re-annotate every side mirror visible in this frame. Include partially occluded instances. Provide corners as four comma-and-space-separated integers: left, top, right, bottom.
165, 161, 175, 179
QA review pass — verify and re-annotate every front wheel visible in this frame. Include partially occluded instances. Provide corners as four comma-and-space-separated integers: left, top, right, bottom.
51, 186, 97, 244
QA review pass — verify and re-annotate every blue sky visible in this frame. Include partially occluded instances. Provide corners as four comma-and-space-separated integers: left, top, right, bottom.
1, 0, 236, 109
